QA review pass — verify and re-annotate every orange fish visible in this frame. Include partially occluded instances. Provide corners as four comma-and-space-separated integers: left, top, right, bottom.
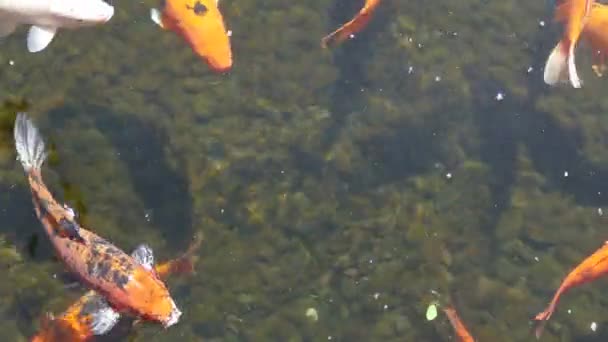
321, 0, 381, 48
579, 3, 608, 77
30, 234, 202, 342
544, 0, 595, 88
14, 113, 181, 333
443, 306, 475, 342
532, 241, 608, 338
150, 0, 232, 72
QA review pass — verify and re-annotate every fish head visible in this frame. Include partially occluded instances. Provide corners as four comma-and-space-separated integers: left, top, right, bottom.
49, 0, 114, 27
164, 0, 233, 72
125, 267, 182, 327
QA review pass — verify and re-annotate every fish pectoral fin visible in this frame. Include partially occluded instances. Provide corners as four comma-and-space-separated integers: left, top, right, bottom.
131, 243, 155, 270
150, 8, 165, 29
88, 294, 121, 335
27, 25, 57, 53
0, 20, 17, 38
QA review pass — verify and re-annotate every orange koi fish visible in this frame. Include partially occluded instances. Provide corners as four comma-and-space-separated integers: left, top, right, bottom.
544, 0, 595, 88
30, 234, 202, 342
580, 3, 608, 77
321, 0, 381, 48
150, 0, 232, 72
14, 113, 181, 333
532, 241, 608, 338
443, 306, 475, 342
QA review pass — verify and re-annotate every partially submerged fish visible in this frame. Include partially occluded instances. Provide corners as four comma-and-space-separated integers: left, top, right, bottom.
443, 305, 475, 342
14, 113, 181, 332
532, 241, 608, 338
543, 0, 595, 88
31, 234, 203, 342
579, 3, 608, 77
0, 0, 114, 53
150, 0, 233, 72
321, 0, 381, 48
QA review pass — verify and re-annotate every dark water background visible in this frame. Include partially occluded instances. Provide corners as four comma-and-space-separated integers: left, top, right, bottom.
2, 0, 608, 341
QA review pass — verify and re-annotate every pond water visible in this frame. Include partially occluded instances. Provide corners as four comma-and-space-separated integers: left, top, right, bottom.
1, 0, 608, 341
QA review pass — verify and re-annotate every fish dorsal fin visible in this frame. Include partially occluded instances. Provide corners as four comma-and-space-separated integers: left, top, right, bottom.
27, 25, 57, 53
131, 244, 155, 270
86, 294, 121, 335
150, 8, 165, 29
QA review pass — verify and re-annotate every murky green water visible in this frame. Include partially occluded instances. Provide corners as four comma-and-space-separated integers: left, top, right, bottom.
3, 0, 608, 341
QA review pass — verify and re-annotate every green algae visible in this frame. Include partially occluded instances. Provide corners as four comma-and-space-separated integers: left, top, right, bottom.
1, 0, 608, 341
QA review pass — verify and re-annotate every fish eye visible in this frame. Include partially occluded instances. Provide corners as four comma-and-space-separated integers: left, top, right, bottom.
160, 0, 166, 8
192, 1, 207, 15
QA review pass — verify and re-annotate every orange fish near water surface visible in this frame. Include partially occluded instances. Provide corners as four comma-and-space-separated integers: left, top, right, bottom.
579, 3, 608, 77
14, 113, 181, 334
321, 0, 381, 48
31, 234, 203, 342
544, 0, 595, 88
532, 241, 608, 338
443, 306, 475, 342
150, 0, 232, 72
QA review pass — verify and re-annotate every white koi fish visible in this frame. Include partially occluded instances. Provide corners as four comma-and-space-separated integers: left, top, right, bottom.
0, 0, 114, 53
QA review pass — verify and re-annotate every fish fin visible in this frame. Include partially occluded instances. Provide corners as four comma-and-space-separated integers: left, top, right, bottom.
14, 113, 48, 172
567, 42, 582, 88
0, 20, 16, 38
150, 8, 165, 29
131, 244, 155, 271
543, 41, 569, 86
87, 294, 121, 335
27, 25, 57, 53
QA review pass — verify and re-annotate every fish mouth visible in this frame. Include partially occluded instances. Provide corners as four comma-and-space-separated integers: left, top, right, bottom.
163, 301, 182, 328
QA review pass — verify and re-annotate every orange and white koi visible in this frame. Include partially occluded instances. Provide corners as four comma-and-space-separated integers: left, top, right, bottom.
14, 113, 181, 333
30, 233, 202, 342
321, 0, 381, 48
150, 0, 232, 72
532, 241, 608, 338
544, 0, 595, 88
443, 306, 475, 342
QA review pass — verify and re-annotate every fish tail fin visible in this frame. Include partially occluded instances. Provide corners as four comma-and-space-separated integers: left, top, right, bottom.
567, 42, 582, 88
543, 41, 570, 86
14, 113, 47, 173
156, 232, 204, 278
532, 294, 560, 339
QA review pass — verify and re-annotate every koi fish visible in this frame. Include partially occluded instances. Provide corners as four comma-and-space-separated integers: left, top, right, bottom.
30, 234, 203, 342
532, 241, 608, 338
579, 3, 608, 77
0, 0, 114, 53
544, 0, 595, 88
321, 0, 381, 48
14, 113, 181, 332
443, 306, 475, 342
150, 0, 233, 73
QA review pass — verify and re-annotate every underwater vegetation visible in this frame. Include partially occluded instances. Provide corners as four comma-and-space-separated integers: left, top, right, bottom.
2, 0, 608, 341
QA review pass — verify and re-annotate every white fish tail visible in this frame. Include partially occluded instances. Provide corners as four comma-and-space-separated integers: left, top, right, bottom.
567, 43, 582, 88
544, 41, 568, 86
14, 113, 47, 172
